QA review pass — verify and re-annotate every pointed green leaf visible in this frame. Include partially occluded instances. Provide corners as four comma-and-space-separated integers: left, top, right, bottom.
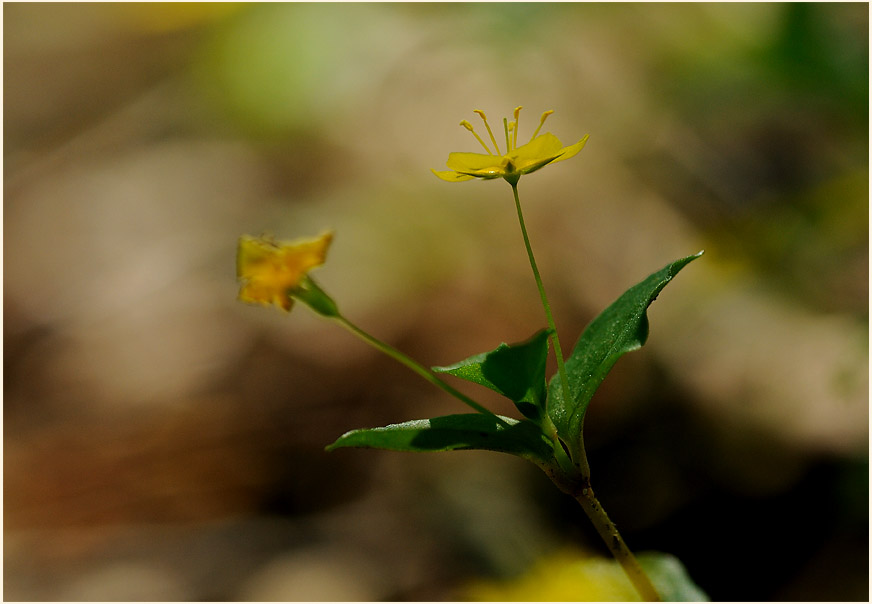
326, 413, 553, 462
432, 329, 551, 421
548, 252, 703, 456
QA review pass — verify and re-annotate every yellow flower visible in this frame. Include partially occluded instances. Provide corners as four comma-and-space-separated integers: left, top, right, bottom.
463, 549, 642, 602
433, 107, 589, 185
237, 231, 333, 312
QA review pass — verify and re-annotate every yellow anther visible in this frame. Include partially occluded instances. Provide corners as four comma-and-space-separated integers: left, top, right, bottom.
531, 109, 554, 141
513, 106, 522, 149
460, 119, 493, 154
474, 109, 501, 155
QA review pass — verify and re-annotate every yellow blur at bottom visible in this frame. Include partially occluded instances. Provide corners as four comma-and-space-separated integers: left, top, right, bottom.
463, 549, 641, 602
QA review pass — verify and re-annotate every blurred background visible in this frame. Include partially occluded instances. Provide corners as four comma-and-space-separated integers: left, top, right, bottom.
4, 2, 868, 601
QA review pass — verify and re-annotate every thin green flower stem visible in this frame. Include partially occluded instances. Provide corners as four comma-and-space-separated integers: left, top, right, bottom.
509, 183, 587, 470
575, 486, 662, 601
333, 314, 501, 420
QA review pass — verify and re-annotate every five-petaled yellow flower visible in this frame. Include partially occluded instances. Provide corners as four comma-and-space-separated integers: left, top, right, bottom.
433, 107, 589, 185
237, 231, 333, 312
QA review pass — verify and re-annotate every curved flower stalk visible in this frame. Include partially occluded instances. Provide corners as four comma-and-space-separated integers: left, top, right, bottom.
236, 231, 498, 419
433, 106, 589, 185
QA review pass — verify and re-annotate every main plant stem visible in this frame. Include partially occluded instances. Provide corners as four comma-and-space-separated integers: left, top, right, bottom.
576, 486, 661, 601
334, 314, 500, 420
510, 182, 659, 601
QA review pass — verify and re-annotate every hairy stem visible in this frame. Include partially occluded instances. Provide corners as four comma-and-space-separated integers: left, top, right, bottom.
575, 485, 661, 601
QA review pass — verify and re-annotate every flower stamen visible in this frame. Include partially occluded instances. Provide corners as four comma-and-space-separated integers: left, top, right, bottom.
513, 106, 522, 150
503, 117, 511, 153
460, 119, 494, 155
531, 110, 554, 141
474, 109, 501, 155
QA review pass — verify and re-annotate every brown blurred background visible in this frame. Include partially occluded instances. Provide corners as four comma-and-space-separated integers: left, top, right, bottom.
4, 2, 868, 601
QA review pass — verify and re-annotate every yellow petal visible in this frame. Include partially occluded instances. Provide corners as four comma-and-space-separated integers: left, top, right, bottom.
510, 133, 565, 173
552, 134, 589, 164
445, 152, 506, 177
432, 169, 475, 182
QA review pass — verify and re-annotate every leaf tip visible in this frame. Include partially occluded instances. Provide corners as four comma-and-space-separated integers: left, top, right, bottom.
324, 430, 354, 452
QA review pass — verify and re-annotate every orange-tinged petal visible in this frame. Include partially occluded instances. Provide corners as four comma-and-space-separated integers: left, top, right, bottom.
237, 231, 333, 311
278, 233, 333, 275
238, 280, 295, 311
236, 235, 279, 278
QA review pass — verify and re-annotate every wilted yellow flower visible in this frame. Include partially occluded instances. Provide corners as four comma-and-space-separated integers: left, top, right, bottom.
433, 107, 589, 185
237, 231, 333, 312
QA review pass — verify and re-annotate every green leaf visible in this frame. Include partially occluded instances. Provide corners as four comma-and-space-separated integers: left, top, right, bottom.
432, 329, 551, 421
638, 552, 709, 601
548, 252, 703, 455
326, 413, 553, 462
